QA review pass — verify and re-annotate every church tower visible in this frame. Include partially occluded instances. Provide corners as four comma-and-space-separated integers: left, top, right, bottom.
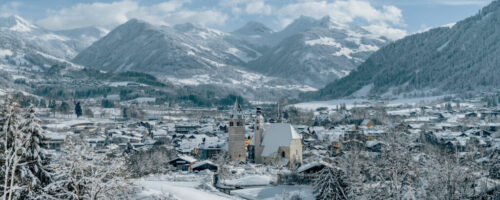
228, 100, 246, 163
254, 107, 265, 163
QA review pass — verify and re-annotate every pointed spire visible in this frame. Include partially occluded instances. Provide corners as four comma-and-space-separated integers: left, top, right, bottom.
231, 99, 243, 120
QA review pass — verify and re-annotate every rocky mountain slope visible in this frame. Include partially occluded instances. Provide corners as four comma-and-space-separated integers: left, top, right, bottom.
73, 19, 262, 78
247, 16, 388, 88
308, 0, 500, 100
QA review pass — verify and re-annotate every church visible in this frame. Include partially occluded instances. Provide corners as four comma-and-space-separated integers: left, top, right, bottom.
227, 101, 303, 166
253, 107, 303, 166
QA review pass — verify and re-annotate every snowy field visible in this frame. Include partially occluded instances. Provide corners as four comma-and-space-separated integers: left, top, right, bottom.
134, 173, 314, 200
135, 180, 240, 200
232, 185, 315, 200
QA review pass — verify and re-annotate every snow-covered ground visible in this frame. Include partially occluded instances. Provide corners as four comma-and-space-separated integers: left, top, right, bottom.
136, 180, 240, 200
134, 173, 314, 200
221, 175, 273, 187
135, 173, 241, 200
232, 185, 315, 200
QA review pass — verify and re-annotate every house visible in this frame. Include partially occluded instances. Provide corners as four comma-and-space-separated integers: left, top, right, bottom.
199, 146, 223, 160
168, 155, 197, 171
365, 141, 386, 152
191, 160, 218, 172
360, 119, 375, 128
175, 125, 200, 134
41, 132, 68, 150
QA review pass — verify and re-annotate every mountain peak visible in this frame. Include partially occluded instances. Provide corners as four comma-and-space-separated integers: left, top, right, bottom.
0, 15, 37, 32
233, 21, 273, 35
174, 23, 203, 32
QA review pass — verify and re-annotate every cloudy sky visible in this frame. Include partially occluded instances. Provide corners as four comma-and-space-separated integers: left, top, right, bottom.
0, 0, 493, 40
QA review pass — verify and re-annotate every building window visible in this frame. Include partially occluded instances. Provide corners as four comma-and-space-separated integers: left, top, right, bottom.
237, 122, 241, 126
230, 121, 234, 126
281, 151, 286, 158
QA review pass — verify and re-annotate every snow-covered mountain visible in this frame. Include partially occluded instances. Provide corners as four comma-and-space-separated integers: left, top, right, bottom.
309, 0, 500, 100
247, 16, 389, 88
55, 26, 108, 54
230, 21, 274, 48
0, 15, 103, 60
73, 19, 262, 78
74, 16, 388, 91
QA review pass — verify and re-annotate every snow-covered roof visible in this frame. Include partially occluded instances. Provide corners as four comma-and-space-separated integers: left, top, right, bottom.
297, 161, 332, 173
172, 155, 197, 163
192, 160, 216, 169
361, 119, 372, 126
261, 123, 301, 157
366, 141, 385, 148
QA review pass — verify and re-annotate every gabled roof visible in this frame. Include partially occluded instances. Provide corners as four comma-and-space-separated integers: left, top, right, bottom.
170, 155, 197, 163
192, 160, 217, 169
297, 161, 333, 173
361, 119, 372, 126
261, 123, 301, 157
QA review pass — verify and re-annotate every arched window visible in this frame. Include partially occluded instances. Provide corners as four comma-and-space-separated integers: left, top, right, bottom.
281, 151, 286, 158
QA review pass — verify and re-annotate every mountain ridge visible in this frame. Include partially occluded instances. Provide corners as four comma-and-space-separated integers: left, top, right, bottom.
307, 0, 500, 100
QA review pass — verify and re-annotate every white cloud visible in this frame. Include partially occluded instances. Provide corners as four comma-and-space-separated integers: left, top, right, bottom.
245, 1, 272, 15
0, 1, 22, 17
37, 0, 227, 30
363, 23, 407, 40
277, 0, 407, 40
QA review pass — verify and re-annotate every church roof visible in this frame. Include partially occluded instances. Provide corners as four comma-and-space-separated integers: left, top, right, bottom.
261, 123, 301, 157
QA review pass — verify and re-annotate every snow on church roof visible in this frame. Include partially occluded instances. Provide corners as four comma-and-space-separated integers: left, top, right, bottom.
261, 123, 301, 157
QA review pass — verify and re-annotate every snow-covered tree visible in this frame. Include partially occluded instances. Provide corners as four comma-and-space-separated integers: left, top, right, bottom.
16, 106, 53, 199
47, 137, 131, 200
1, 99, 23, 200
313, 167, 349, 200
1, 102, 54, 200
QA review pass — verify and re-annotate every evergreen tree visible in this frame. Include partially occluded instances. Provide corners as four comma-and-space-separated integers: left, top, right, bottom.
17, 106, 53, 199
48, 100, 57, 117
0, 99, 22, 200
122, 107, 128, 120
75, 102, 82, 118
314, 167, 350, 200
39, 99, 46, 108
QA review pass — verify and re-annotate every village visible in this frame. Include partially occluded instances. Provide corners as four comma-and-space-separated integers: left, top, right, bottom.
3, 94, 493, 199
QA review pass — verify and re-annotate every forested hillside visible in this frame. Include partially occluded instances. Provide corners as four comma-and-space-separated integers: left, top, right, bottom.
308, 0, 500, 100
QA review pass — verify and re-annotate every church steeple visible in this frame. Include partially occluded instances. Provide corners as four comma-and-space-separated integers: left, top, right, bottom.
231, 99, 243, 120
228, 99, 246, 163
